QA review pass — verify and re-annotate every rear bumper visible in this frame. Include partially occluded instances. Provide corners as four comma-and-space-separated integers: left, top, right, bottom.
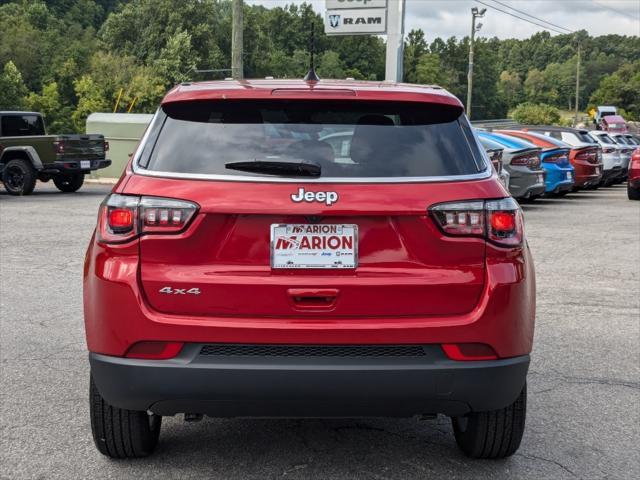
572, 162, 603, 188
41, 159, 112, 174
601, 167, 624, 184
505, 166, 545, 199
542, 164, 574, 193
90, 347, 530, 417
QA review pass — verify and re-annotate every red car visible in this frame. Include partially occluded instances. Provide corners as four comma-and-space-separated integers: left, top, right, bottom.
84, 79, 535, 460
502, 129, 603, 190
629, 148, 640, 200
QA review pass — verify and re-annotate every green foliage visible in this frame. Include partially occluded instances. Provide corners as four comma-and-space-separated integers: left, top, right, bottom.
0, 61, 28, 110
72, 75, 108, 131
318, 51, 345, 79
414, 54, 447, 86
0, 0, 637, 131
589, 61, 640, 120
510, 102, 562, 125
498, 71, 523, 109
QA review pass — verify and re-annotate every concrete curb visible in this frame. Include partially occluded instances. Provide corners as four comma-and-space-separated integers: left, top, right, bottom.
85, 178, 119, 185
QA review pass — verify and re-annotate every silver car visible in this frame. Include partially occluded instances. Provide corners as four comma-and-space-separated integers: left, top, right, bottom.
589, 131, 624, 185
610, 133, 635, 180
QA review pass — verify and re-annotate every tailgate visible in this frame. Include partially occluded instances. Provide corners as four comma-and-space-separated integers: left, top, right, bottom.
58, 134, 105, 160
134, 179, 493, 319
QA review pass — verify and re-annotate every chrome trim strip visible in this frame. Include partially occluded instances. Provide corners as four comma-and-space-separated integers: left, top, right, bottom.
131, 163, 492, 184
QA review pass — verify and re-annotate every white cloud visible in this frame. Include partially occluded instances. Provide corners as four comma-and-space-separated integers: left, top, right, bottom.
246, 0, 640, 40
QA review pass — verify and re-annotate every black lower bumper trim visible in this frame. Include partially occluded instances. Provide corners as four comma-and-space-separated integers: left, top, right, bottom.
47, 159, 112, 173
90, 345, 529, 418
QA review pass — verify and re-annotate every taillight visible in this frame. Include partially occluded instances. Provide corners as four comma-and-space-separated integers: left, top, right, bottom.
140, 197, 197, 234
543, 153, 569, 164
488, 150, 503, 174
430, 197, 523, 247
53, 140, 65, 154
97, 194, 198, 244
510, 153, 540, 168
575, 149, 598, 164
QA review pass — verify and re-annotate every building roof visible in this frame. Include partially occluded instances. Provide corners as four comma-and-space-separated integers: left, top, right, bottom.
162, 79, 462, 107
86, 112, 154, 124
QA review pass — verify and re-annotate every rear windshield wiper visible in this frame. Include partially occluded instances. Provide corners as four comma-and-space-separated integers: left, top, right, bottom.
225, 158, 322, 177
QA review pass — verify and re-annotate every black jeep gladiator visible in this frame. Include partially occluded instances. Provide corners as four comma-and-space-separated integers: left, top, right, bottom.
0, 111, 111, 195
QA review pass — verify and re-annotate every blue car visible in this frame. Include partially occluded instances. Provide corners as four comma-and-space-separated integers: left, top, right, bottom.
498, 130, 575, 196
476, 131, 546, 200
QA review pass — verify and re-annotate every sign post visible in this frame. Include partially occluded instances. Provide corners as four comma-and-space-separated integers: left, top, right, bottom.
324, 0, 405, 82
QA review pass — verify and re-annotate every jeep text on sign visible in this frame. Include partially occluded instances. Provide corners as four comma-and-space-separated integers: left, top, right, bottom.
324, 8, 387, 35
326, 0, 388, 9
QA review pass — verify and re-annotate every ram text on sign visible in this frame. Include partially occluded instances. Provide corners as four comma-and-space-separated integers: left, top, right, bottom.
326, 0, 387, 9
324, 8, 387, 35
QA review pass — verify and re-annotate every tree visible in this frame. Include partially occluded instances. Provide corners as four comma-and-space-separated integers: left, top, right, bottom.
414, 54, 447, 86
0, 61, 28, 110
72, 75, 108, 131
510, 102, 561, 125
154, 30, 200, 86
403, 29, 428, 83
318, 51, 345, 79
589, 61, 640, 120
497, 71, 523, 109
524, 69, 545, 103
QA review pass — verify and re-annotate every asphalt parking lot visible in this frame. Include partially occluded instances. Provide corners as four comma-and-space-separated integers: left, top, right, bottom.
1, 182, 639, 479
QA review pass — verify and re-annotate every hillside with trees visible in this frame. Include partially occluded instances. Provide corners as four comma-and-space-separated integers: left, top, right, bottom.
1, 0, 638, 132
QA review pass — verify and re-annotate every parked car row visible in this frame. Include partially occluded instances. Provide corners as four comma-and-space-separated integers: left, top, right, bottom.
475, 125, 640, 201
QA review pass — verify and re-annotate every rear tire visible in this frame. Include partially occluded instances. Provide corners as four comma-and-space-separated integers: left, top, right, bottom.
452, 383, 526, 459
2, 158, 37, 195
628, 184, 640, 200
53, 172, 84, 192
90, 374, 161, 458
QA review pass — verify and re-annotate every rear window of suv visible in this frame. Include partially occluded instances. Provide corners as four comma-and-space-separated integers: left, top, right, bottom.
140, 100, 486, 179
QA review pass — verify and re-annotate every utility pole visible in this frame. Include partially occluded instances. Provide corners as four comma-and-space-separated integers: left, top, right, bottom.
466, 7, 485, 119
231, 0, 243, 80
575, 44, 581, 126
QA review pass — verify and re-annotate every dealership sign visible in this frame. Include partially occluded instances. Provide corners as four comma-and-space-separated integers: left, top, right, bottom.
325, 8, 387, 35
326, 0, 387, 8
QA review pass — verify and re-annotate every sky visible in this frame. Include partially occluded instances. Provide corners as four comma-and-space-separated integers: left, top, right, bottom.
247, 0, 640, 40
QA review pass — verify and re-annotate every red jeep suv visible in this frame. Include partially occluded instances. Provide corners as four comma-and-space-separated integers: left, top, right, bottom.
84, 80, 535, 460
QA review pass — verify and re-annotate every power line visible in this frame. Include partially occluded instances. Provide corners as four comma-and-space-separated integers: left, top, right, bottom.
474, 0, 569, 35
487, 0, 574, 33
591, 0, 640, 21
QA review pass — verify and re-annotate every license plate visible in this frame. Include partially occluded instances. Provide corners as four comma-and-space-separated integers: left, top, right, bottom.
537, 174, 545, 183
271, 224, 357, 269
80, 160, 91, 169
566, 171, 572, 180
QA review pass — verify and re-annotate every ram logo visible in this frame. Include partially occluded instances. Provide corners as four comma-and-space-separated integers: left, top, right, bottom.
329, 14, 341, 28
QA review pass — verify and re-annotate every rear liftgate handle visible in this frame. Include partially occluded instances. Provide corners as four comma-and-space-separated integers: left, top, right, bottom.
287, 288, 339, 310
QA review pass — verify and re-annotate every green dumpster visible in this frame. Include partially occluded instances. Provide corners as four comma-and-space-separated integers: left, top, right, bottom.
85, 112, 153, 179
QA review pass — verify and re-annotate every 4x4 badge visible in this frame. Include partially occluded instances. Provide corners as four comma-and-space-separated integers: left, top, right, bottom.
159, 286, 201, 295
291, 187, 338, 206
